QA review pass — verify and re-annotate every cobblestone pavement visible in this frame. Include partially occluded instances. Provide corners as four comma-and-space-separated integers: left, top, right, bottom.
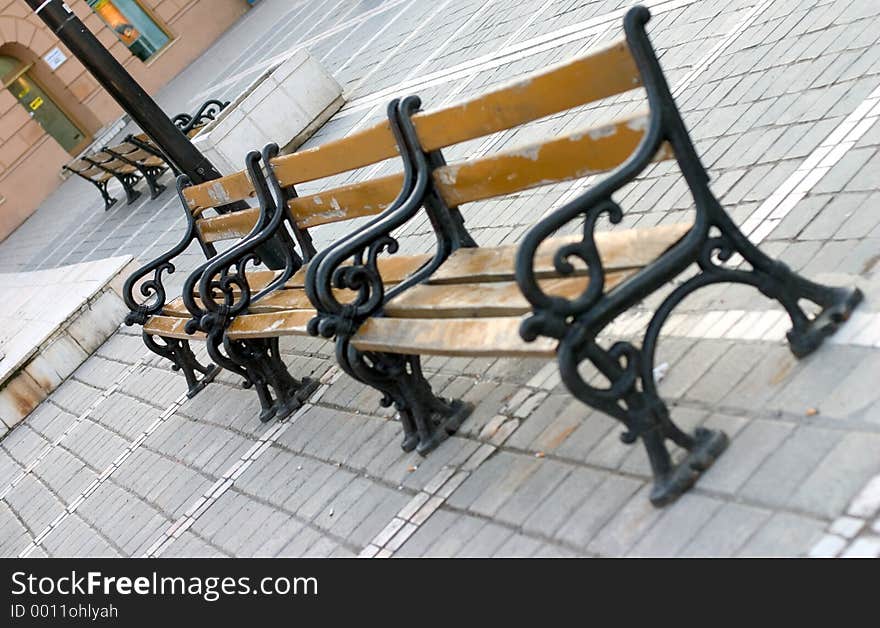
1, 0, 880, 557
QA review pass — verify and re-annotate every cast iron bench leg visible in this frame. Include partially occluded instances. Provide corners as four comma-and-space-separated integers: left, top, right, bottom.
142, 331, 220, 398
338, 338, 473, 455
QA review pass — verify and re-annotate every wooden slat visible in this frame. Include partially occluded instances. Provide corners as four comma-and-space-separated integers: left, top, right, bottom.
433, 115, 673, 206
268, 41, 636, 189
161, 297, 192, 317
184, 170, 255, 213
143, 316, 206, 340
288, 172, 405, 228
429, 223, 692, 284
196, 207, 259, 242
196, 172, 406, 240
412, 39, 639, 151
285, 252, 430, 288
188, 254, 429, 302
272, 121, 399, 187
226, 309, 315, 339
352, 317, 557, 357
162, 290, 319, 316
384, 271, 634, 319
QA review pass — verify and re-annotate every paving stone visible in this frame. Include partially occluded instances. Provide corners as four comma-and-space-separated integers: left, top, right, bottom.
467, 453, 543, 518
789, 432, 880, 518
628, 493, 724, 557
492, 533, 545, 558
296, 468, 357, 522
455, 522, 514, 557
346, 487, 411, 549
660, 341, 734, 400
421, 513, 486, 558
252, 518, 306, 558
840, 536, 880, 558
679, 503, 771, 557
394, 509, 458, 558
739, 425, 842, 507
808, 533, 847, 558
698, 418, 795, 495
847, 475, 880, 518
277, 526, 324, 558
736, 512, 827, 557
494, 458, 571, 527
684, 343, 771, 405
555, 475, 643, 550
521, 467, 605, 538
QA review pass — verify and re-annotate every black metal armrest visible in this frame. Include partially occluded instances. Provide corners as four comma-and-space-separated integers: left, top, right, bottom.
304, 98, 440, 338
515, 7, 714, 344
122, 175, 205, 326
183, 144, 302, 335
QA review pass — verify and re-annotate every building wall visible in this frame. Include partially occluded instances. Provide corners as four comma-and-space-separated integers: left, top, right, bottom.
0, 0, 250, 242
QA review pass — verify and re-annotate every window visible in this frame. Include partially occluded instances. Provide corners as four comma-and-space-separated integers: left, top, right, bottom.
87, 0, 170, 62
0, 56, 87, 153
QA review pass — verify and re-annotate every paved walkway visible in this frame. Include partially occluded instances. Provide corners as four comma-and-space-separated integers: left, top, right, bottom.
1, 0, 879, 557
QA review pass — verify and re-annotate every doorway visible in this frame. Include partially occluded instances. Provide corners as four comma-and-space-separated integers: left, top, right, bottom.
1, 55, 90, 154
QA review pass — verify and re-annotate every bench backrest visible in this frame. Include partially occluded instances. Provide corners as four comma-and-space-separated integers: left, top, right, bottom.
86, 150, 138, 174
64, 159, 108, 179
193, 32, 674, 248
106, 141, 163, 165
185, 116, 405, 245
402, 37, 676, 218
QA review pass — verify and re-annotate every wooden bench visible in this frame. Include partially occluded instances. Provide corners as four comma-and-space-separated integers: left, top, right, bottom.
122, 102, 426, 421
215, 5, 861, 506
121, 152, 301, 404
101, 141, 169, 200
63, 100, 229, 210
62, 158, 124, 211
125, 99, 229, 176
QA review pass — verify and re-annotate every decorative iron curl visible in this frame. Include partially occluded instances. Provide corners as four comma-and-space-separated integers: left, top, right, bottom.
305, 98, 425, 338
123, 175, 201, 326
184, 145, 300, 334
518, 196, 624, 342
174, 99, 229, 134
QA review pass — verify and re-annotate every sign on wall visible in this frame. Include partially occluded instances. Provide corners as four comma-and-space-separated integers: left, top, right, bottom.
43, 47, 68, 71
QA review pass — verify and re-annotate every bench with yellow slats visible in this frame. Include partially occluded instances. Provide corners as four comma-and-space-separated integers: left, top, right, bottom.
127, 97, 430, 420
220, 6, 860, 507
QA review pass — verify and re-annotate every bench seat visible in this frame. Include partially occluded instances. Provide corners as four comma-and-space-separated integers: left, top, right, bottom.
215, 223, 691, 345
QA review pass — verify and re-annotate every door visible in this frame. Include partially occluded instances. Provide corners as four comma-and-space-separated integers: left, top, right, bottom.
7, 73, 88, 153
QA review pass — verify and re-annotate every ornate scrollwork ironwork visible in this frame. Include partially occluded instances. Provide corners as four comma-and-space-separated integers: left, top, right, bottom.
335, 337, 471, 454
305, 98, 424, 338
123, 175, 205, 327
306, 96, 479, 340
182, 145, 301, 336
173, 99, 229, 134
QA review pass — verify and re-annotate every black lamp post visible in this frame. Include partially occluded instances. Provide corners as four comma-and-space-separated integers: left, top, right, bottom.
25, 0, 291, 267
25, 0, 224, 184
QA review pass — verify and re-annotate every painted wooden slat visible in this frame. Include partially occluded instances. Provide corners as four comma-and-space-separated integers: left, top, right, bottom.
433, 115, 673, 206
196, 207, 260, 242
183, 170, 255, 212
412, 39, 639, 151
196, 172, 407, 240
272, 121, 399, 187
161, 297, 191, 317
288, 172, 405, 228
143, 316, 206, 340
384, 271, 635, 319
226, 309, 315, 339
428, 223, 692, 284
351, 317, 557, 357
